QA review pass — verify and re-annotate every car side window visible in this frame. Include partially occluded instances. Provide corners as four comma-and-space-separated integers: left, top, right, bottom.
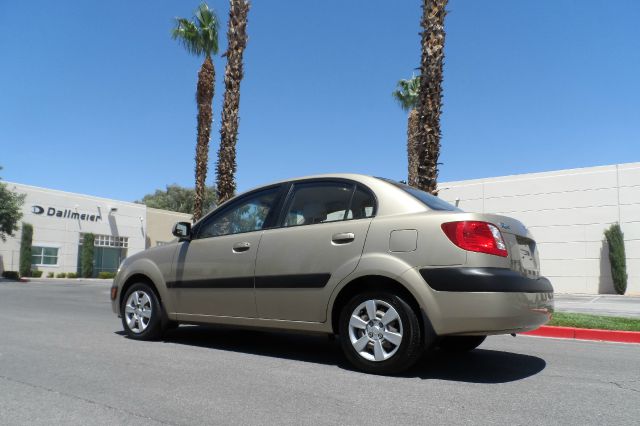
349, 186, 376, 219
284, 182, 354, 227
197, 188, 279, 238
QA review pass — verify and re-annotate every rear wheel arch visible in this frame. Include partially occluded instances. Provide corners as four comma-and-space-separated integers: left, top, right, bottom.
330, 275, 428, 338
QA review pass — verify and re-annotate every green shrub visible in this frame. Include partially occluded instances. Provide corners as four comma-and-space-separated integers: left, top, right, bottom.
81, 233, 95, 278
47, 272, 54, 278
2, 271, 20, 280
19, 223, 33, 277
604, 224, 628, 295
56, 272, 67, 278
67, 272, 78, 279
31, 270, 43, 277
98, 271, 116, 279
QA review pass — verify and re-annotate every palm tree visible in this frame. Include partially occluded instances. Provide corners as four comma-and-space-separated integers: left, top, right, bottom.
392, 76, 420, 187
172, 3, 220, 221
216, 0, 251, 204
415, 0, 448, 194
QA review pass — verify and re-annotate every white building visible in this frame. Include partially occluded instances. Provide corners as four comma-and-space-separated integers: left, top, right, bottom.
0, 182, 189, 276
439, 162, 640, 295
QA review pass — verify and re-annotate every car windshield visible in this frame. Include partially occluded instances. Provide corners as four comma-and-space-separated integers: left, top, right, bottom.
377, 178, 462, 212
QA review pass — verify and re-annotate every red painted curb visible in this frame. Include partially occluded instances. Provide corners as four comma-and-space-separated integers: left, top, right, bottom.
522, 325, 640, 344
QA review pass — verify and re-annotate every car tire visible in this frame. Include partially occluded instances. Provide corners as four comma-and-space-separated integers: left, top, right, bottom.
338, 292, 423, 375
120, 283, 164, 341
438, 335, 486, 352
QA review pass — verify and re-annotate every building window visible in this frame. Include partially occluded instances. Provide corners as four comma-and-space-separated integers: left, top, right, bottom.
32, 247, 59, 266
79, 234, 129, 248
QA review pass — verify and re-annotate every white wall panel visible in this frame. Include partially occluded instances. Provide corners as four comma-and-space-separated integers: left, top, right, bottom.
506, 205, 619, 227
620, 204, 640, 223
619, 185, 640, 205
540, 259, 601, 277
537, 242, 586, 260
618, 163, 640, 187
528, 225, 587, 243
544, 276, 589, 294
484, 188, 618, 213
483, 167, 617, 198
620, 222, 640, 241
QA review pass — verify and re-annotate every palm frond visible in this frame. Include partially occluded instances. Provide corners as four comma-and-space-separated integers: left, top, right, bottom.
172, 3, 219, 57
195, 3, 220, 56
172, 18, 203, 56
392, 75, 421, 112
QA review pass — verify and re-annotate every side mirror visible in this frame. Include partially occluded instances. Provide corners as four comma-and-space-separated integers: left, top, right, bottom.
172, 222, 192, 240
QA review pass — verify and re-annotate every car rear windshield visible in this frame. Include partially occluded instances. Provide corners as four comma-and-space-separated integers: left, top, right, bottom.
377, 178, 461, 212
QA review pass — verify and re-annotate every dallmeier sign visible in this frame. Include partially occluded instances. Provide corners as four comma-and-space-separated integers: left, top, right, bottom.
31, 205, 102, 222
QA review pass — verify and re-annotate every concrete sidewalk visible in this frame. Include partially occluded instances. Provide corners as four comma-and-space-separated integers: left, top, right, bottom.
554, 294, 640, 318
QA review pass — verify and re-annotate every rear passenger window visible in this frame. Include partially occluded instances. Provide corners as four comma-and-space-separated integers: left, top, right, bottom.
284, 182, 353, 227
349, 186, 375, 219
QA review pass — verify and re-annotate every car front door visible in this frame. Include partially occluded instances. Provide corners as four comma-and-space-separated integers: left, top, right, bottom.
254, 181, 376, 322
172, 186, 283, 321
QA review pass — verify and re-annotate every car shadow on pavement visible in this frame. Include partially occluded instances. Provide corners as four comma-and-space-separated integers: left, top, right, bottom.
151, 325, 546, 383
411, 349, 546, 383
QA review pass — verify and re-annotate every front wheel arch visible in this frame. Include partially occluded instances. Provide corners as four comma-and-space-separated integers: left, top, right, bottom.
120, 273, 160, 310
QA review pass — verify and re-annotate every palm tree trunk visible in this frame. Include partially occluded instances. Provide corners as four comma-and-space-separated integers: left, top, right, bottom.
416, 0, 447, 195
193, 55, 215, 222
407, 108, 419, 187
216, 0, 251, 204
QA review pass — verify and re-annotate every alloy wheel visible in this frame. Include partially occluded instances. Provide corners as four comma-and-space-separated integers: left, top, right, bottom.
348, 299, 403, 362
124, 290, 153, 333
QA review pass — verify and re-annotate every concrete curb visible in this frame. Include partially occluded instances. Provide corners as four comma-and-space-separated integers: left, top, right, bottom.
522, 325, 640, 344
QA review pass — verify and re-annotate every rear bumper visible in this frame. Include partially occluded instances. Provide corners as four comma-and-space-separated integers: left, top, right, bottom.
418, 267, 554, 336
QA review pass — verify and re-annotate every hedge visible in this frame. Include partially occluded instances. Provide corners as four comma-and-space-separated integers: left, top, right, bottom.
2, 271, 19, 280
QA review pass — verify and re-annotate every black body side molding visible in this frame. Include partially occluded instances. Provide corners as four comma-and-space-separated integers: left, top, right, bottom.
420, 267, 553, 293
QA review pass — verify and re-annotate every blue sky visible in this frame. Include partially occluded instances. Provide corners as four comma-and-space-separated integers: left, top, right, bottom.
1, 0, 638, 201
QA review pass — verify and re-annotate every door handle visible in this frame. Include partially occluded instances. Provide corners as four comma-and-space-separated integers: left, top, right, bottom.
232, 242, 251, 253
332, 232, 355, 244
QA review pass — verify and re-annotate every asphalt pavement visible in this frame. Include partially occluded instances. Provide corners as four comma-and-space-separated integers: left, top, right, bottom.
1, 279, 639, 425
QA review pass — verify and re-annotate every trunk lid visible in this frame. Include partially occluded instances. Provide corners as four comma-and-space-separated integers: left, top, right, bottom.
481, 214, 540, 278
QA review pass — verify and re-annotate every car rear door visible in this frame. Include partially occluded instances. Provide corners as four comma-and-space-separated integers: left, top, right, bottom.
254, 180, 376, 322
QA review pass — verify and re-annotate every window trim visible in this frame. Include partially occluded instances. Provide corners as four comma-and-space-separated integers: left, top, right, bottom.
192, 184, 286, 240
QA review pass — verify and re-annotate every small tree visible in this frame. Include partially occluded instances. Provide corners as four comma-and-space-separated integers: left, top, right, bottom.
19, 223, 33, 277
604, 224, 627, 295
0, 167, 25, 241
81, 233, 95, 278
136, 184, 217, 214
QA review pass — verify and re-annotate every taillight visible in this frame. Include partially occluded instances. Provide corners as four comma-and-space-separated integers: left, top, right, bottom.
441, 221, 508, 257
